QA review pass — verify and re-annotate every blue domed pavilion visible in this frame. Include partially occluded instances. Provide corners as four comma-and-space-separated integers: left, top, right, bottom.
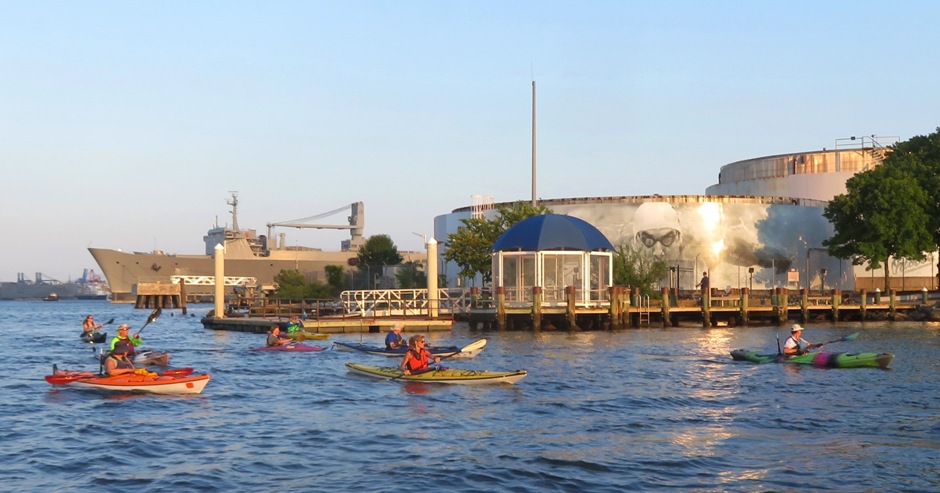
491, 214, 614, 306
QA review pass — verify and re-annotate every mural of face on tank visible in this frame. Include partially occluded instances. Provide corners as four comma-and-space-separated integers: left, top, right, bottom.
558, 200, 853, 292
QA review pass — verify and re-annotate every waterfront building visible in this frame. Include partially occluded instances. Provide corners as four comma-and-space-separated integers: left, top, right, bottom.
434, 136, 937, 293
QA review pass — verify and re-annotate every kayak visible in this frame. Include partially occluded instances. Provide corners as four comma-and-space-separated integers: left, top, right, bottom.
81, 331, 107, 344
289, 331, 330, 341
334, 339, 486, 359
250, 343, 327, 352
730, 349, 894, 369
345, 362, 527, 384
46, 367, 208, 394
133, 350, 171, 366
47, 366, 195, 384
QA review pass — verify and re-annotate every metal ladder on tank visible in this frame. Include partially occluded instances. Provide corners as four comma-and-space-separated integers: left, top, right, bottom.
638, 294, 651, 326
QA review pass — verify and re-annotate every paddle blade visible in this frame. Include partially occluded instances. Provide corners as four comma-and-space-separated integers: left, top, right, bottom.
841, 332, 860, 342
460, 338, 487, 354
147, 308, 162, 324
104, 318, 114, 325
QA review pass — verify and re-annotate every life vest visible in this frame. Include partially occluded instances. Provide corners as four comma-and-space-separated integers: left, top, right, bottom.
404, 349, 429, 371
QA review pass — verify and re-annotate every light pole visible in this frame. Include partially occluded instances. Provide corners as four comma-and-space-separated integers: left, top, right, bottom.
748, 267, 754, 291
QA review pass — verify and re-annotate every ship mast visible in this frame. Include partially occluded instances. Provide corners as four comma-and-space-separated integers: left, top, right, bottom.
228, 191, 239, 232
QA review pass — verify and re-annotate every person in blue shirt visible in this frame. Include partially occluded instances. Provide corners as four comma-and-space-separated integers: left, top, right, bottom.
385, 323, 405, 350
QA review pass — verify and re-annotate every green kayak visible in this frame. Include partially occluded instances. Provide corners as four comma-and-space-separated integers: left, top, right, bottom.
345, 362, 527, 384
730, 349, 894, 369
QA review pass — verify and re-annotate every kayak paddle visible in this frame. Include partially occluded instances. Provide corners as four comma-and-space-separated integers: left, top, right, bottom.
437, 338, 487, 361
135, 308, 162, 335
810, 331, 859, 349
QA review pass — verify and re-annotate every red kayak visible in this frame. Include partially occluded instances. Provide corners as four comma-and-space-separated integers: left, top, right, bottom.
46, 366, 195, 384
250, 343, 327, 352
45, 367, 207, 394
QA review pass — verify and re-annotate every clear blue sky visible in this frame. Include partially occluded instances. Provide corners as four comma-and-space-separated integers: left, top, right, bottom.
2, 1, 938, 283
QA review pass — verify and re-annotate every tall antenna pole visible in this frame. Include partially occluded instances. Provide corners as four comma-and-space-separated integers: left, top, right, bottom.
531, 80, 537, 206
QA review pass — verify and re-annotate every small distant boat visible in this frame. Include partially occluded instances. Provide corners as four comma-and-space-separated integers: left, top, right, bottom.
43, 292, 59, 302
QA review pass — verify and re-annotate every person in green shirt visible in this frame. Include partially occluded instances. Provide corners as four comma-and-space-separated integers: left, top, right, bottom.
109, 324, 143, 355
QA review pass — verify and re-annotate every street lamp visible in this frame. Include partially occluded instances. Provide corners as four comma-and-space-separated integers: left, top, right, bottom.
748, 267, 754, 291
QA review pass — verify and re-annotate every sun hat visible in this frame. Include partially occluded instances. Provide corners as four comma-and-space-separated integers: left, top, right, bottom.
112, 341, 133, 354
118, 324, 130, 331
390, 323, 403, 332
791, 324, 804, 332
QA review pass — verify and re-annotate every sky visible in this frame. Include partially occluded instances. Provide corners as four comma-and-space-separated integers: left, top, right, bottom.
2, 1, 939, 283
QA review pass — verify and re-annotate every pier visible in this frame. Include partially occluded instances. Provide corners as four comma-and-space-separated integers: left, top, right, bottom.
198, 285, 928, 335
460, 286, 926, 330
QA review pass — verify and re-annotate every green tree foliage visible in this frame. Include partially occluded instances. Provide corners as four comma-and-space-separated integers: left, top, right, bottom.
325, 265, 345, 295
612, 243, 668, 296
357, 235, 404, 274
823, 154, 933, 291
272, 268, 341, 299
395, 261, 427, 289
272, 269, 307, 298
443, 201, 552, 286
891, 127, 940, 246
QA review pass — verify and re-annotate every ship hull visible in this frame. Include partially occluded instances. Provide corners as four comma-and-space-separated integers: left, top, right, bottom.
89, 247, 358, 303
89, 247, 425, 303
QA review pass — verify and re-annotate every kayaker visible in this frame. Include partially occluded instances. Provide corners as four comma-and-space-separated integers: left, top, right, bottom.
104, 342, 137, 376
783, 324, 816, 356
81, 315, 102, 337
286, 316, 304, 335
266, 326, 292, 347
385, 323, 405, 350
400, 335, 441, 375
109, 324, 143, 356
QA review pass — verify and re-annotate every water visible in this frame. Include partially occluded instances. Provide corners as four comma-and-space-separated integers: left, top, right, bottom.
2, 300, 938, 492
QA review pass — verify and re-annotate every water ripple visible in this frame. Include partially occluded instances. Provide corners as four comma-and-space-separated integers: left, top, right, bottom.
2, 303, 938, 491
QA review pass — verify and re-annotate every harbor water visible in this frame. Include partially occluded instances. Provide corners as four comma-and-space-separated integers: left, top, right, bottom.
2, 300, 938, 492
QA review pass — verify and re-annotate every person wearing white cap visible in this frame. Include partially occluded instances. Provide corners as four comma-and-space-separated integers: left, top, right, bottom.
783, 324, 816, 356
385, 323, 406, 350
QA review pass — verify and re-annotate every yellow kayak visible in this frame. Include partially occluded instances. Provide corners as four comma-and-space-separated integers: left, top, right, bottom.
289, 331, 330, 341
345, 362, 527, 385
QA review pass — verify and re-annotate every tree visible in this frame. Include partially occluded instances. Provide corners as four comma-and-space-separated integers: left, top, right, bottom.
612, 243, 668, 296
271, 269, 308, 298
823, 155, 933, 291
891, 127, 940, 276
272, 268, 342, 299
395, 261, 427, 289
443, 201, 552, 286
357, 235, 404, 275
325, 265, 345, 296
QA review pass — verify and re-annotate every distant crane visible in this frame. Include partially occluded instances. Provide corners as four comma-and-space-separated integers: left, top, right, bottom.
265, 202, 366, 251
77, 269, 105, 285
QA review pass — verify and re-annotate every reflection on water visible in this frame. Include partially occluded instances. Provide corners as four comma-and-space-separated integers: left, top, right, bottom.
1, 301, 938, 492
